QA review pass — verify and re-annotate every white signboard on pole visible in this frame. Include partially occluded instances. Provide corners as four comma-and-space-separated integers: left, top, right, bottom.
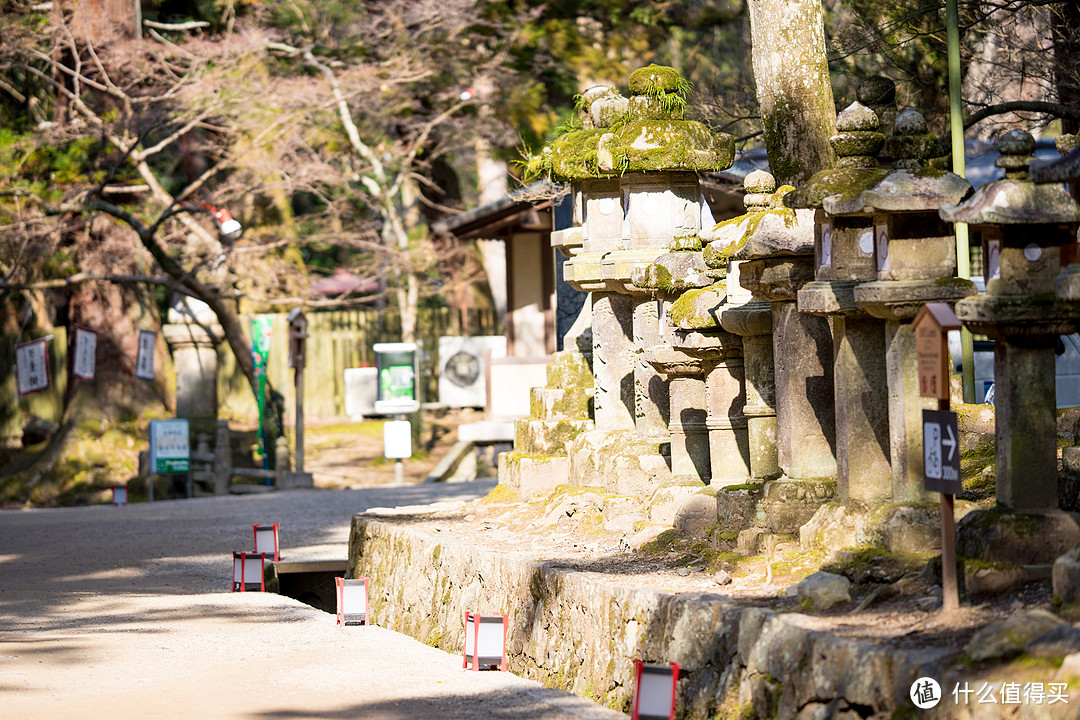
15, 338, 50, 396
72, 326, 97, 381
136, 330, 156, 381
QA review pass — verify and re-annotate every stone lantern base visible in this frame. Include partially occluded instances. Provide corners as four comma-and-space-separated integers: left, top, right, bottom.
957, 509, 1080, 572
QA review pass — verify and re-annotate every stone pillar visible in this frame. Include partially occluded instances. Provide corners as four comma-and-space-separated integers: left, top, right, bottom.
704, 352, 749, 485
995, 338, 1058, 510
591, 292, 635, 431
828, 315, 890, 502
633, 297, 669, 440
941, 129, 1080, 566
795, 100, 892, 504
639, 234, 717, 482
644, 346, 708, 479
672, 322, 750, 487
162, 320, 221, 438
741, 324, 777, 480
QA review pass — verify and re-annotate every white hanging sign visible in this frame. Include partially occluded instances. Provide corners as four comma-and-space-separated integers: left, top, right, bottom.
15, 338, 51, 396
135, 330, 156, 381
72, 326, 98, 381
820, 222, 833, 267
875, 224, 889, 273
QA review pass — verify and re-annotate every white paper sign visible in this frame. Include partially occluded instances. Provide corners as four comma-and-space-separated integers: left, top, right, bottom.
820, 223, 832, 266
875, 225, 889, 272
72, 326, 97, 381
136, 330, 156, 381
15, 338, 50, 396
987, 239, 1001, 280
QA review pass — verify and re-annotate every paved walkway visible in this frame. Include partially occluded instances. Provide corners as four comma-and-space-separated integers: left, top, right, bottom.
0, 483, 626, 719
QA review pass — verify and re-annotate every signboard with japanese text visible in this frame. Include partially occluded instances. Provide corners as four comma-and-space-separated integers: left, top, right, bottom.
72, 326, 97, 381
15, 338, 50, 396
136, 330, 156, 381
149, 419, 190, 474
913, 303, 960, 401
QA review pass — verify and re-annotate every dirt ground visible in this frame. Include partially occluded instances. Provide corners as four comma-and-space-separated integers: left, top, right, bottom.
302, 408, 493, 489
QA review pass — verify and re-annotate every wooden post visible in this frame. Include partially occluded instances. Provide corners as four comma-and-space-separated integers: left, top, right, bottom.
914, 303, 962, 614
939, 395, 959, 614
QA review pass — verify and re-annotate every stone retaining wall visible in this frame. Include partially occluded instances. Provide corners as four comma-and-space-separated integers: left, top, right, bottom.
349, 516, 1074, 719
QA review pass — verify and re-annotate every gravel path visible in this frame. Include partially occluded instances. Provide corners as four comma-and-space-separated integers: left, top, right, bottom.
0, 483, 626, 719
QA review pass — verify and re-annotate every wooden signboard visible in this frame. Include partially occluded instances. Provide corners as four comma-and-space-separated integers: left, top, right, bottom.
912, 303, 960, 400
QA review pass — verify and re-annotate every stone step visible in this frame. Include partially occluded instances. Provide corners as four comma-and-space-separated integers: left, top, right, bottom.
530, 387, 593, 421
497, 451, 569, 497
515, 418, 593, 455
544, 350, 593, 389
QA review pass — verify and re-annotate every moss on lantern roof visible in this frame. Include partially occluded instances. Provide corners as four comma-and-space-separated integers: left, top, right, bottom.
669, 283, 726, 330
787, 167, 890, 210
530, 65, 733, 181
941, 130, 1080, 225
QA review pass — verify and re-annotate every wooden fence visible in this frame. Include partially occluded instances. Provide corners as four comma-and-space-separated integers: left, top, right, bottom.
219, 306, 499, 423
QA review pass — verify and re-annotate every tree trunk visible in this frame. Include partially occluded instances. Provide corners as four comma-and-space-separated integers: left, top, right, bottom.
1053, 1, 1080, 198
747, 0, 837, 186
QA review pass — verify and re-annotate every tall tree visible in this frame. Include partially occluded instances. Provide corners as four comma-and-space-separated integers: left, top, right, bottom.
747, 0, 838, 184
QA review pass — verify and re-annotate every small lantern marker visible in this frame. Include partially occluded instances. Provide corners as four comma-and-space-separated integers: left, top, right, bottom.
232, 551, 265, 592
631, 660, 679, 720
335, 577, 370, 626
111, 485, 128, 506
462, 612, 507, 671
253, 523, 280, 561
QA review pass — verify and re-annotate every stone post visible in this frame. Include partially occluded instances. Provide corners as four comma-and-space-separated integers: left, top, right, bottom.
941, 129, 1080, 565
162, 298, 222, 439
845, 108, 975, 503
213, 419, 231, 495
795, 101, 892, 504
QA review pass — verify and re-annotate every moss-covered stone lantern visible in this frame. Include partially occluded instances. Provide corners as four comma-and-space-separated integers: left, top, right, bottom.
841, 108, 976, 503
941, 129, 1080, 566
701, 172, 837, 548
544, 64, 734, 496
794, 100, 892, 504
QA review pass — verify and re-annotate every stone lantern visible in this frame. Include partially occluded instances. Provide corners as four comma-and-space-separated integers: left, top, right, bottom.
794, 101, 893, 504
705, 172, 837, 548
553, 65, 734, 495
839, 108, 976, 503
637, 238, 714, 481
665, 259, 749, 487
940, 129, 1080, 564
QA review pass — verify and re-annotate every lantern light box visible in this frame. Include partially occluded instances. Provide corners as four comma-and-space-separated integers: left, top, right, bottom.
111, 485, 128, 506
335, 577, 370, 626
253, 523, 280, 561
462, 612, 507, 671
232, 552, 265, 592
631, 660, 679, 720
